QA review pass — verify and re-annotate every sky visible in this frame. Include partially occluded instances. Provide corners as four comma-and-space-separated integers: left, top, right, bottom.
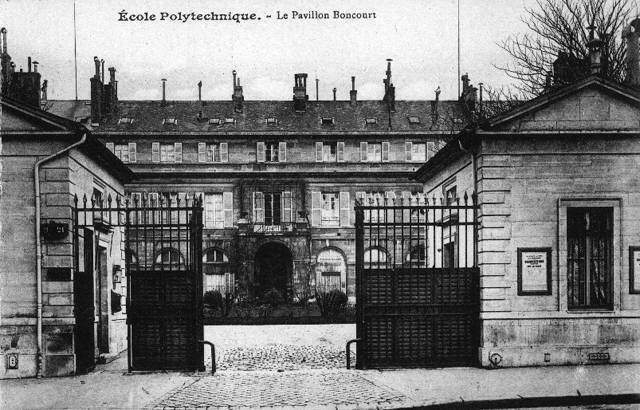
0, 0, 540, 101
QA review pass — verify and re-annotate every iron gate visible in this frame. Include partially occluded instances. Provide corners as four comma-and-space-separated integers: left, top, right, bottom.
73, 193, 203, 372
354, 193, 479, 368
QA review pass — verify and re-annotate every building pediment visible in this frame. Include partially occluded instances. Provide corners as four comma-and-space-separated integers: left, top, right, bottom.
485, 78, 640, 133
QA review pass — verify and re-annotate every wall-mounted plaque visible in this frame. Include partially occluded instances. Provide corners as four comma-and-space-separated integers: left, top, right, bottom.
630, 247, 640, 294
517, 248, 552, 295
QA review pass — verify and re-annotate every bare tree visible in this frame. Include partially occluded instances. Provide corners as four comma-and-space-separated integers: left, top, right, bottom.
497, 0, 638, 96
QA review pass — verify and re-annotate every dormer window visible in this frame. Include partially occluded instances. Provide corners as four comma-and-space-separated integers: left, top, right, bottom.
118, 117, 134, 124
209, 118, 221, 125
224, 118, 236, 125
266, 117, 279, 125
408, 116, 420, 124
163, 118, 178, 125
321, 117, 335, 125
365, 118, 377, 125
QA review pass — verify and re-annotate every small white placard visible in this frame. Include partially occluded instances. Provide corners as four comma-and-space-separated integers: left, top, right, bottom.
521, 251, 548, 292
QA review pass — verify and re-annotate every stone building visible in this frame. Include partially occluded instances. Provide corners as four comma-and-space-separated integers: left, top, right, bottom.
414, 21, 640, 367
0, 29, 132, 378
48, 59, 468, 301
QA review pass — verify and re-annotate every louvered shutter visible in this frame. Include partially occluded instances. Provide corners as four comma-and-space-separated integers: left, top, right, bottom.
256, 142, 266, 163
278, 142, 287, 162
427, 141, 435, 160
105, 142, 114, 153
339, 191, 350, 226
405, 141, 412, 161
311, 191, 322, 227
152, 142, 160, 163
360, 142, 368, 162
128, 143, 137, 163
315, 142, 323, 162
220, 142, 229, 162
337, 142, 345, 162
198, 143, 206, 162
282, 191, 292, 223
204, 194, 214, 229
381, 141, 390, 162
174, 143, 182, 163
385, 191, 396, 222
223, 191, 233, 228
253, 192, 264, 223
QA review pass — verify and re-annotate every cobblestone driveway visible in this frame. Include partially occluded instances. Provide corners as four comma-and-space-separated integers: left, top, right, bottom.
149, 370, 407, 409
217, 344, 348, 371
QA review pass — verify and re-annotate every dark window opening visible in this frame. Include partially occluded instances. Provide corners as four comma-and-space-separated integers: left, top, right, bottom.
567, 207, 613, 310
265, 193, 282, 225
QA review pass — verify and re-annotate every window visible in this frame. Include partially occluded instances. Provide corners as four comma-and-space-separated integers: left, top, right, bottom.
316, 249, 346, 292
407, 245, 427, 265
442, 242, 456, 268
224, 118, 236, 125
315, 141, 345, 162
203, 248, 234, 294
321, 117, 335, 125
162, 118, 178, 125
311, 191, 350, 227
445, 186, 457, 206
113, 143, 136, 163
567, 207, 613, 310
365, 118, 377, 125
154, 248, 184, 270
198, 142, 228, 163
209, 118, 221, 125
118, 117, 134, 124
408, 116, 420, 124
364, 247, 388, 268
256, 141, 286, 163
264, 192, 281, 225
266, 117, 279, 125
405, 142, 426, 162
360, 142, 390, 162
205, 194, 224, 229
153, 142, 182, 163
253, 191, 291, 225
321, 193, 339, 226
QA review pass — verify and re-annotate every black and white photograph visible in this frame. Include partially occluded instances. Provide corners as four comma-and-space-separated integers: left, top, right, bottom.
0, 0, 639, 408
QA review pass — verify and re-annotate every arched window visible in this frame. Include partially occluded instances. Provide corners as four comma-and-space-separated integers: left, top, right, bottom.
154, 248, 184, 270
316, 248, 346, 292
203, 248, 233, 295
363, 247, 388, 268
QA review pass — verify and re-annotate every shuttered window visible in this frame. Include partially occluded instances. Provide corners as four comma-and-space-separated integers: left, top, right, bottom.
337, 141, 345, 162
278, 142, 287, 162
339, 191, 350, 226
204, 193, 224, 229
128, 142, 137, 163
311, 191, 322, 227
316, 142, 323, 162
381, 141, 390, 162
152, 142, 160, 163
282, 191, 292, 223
360, 142, 368, 162
222, 192, 233, 228
256, 142, 266, 163
174, 143, 182, 163
253, 192, 265, 223
198, 143, 207, 162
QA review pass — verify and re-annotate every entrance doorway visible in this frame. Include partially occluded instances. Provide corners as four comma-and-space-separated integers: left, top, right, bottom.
254, 242, 292, 299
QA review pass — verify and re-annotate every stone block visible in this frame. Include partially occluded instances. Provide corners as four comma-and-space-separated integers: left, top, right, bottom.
44, 168, 70, 182
42, 305, 74, 318
45, 193, 72, 207
46, 293, 73, 306
43, 281, 73, 293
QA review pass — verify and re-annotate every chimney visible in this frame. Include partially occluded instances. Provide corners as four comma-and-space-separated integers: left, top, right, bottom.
586, 25, 604, 75
431, 86, 441, 122
27, 56, 31, 72
101, 59, 105, 84
459, 73, 477, 112
6, 56, 41, 108
161, 78, 167, 105
41, 79, 48, 101
332, 87, 337, 101
293, 73, 308, 112
382, 59, 395, 112
32, 61, 38, 73
350, 76, 357, 105
90, 57, 103, 122
0, 27, 6, 55
623, 18, 640, 86
109, 67, 116, 84
232, 70, 244, 112
315, 78, 319, 101
198, 81, 202, 103
93, 56, 100, 78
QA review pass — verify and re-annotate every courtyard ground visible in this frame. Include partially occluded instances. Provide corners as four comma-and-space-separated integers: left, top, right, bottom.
1, 325, 639, 409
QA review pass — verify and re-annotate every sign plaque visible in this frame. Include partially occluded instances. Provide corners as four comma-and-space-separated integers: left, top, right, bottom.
517, 248, 552, 295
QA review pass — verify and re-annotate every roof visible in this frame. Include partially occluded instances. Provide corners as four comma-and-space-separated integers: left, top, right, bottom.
414, 76, 640, 182
1, 96, 133, 183
45, 99, 468, 135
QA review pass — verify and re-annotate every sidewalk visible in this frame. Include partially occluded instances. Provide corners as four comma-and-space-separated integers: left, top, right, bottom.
1, 361, 639, 409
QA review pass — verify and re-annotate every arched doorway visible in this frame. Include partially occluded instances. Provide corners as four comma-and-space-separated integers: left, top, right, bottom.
254, 242, 292, 299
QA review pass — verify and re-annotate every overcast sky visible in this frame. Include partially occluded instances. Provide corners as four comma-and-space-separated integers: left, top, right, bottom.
0, 0, 539, 101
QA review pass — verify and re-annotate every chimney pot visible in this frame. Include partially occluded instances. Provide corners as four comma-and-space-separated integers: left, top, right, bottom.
161, 78, 167, 105
94, 56, 100, 78
0, 27, 7, 55
198, 81, 202, 102
293, 73, 309, 111
333, 87, 337, 101
27, 56, 31, 72
33, 61, 38, 73
101, 59, 105, 84
315, 78, 319, 101
350, 76, 357, 105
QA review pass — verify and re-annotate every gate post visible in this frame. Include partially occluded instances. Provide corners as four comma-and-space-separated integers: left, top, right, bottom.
354, 203, 365, 369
